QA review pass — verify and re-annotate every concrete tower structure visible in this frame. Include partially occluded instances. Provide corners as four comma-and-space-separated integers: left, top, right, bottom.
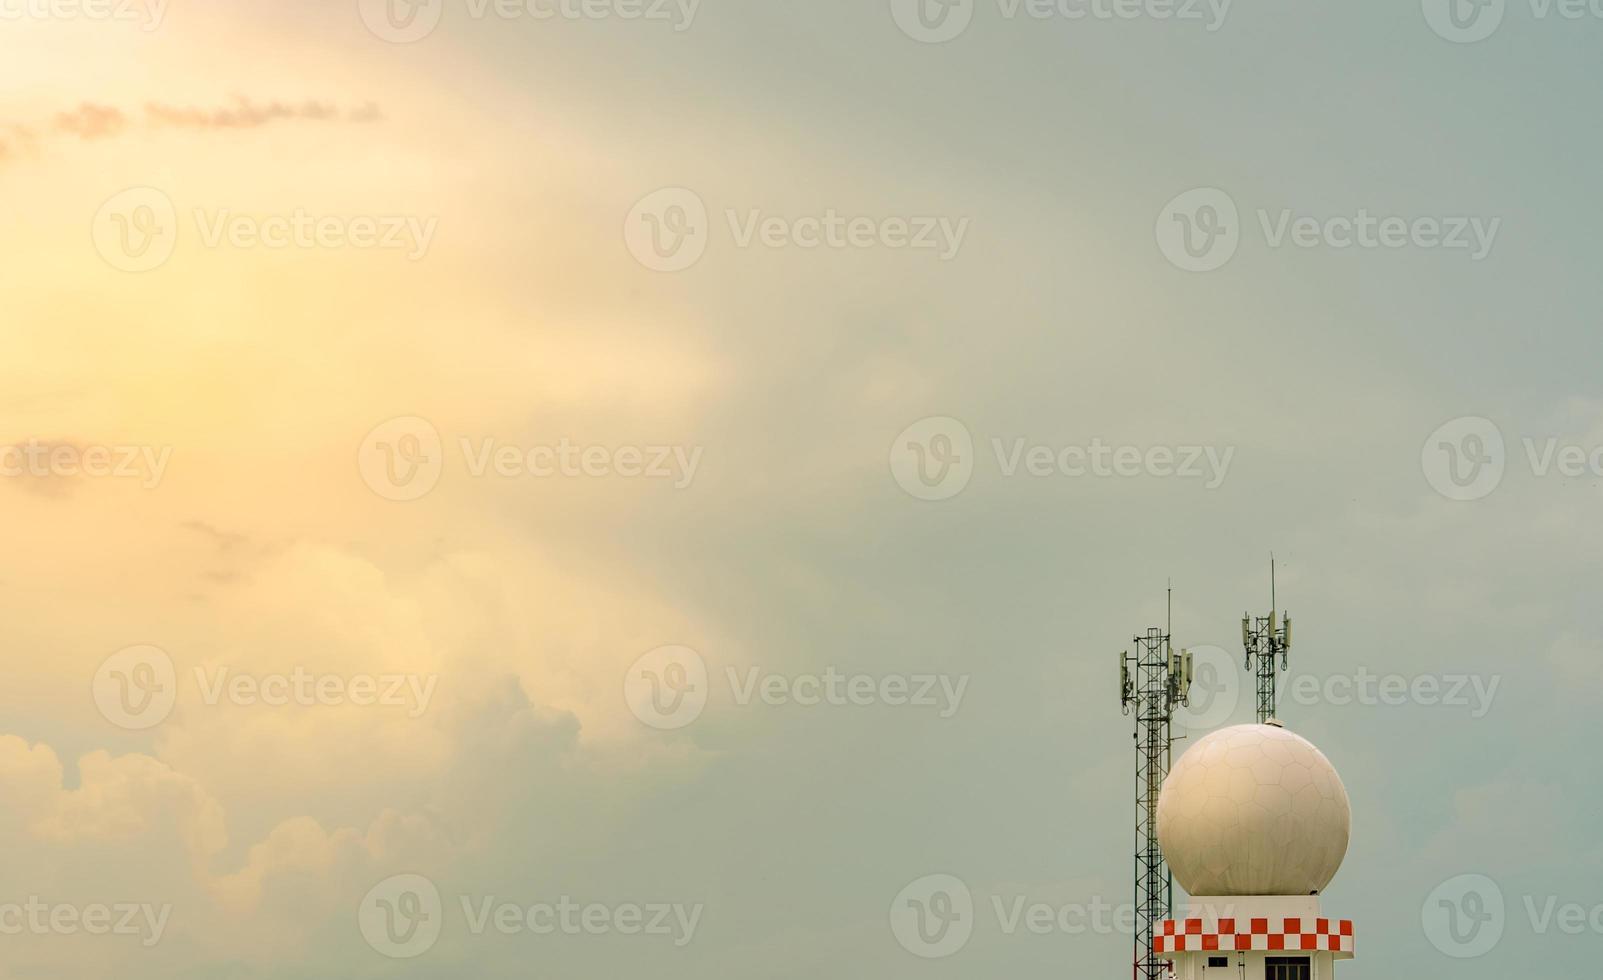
1153, 722, 1354, 980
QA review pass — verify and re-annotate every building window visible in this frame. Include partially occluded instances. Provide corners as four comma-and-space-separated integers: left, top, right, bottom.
1265, 956, 1311, 980
1207, 956, 1229, 968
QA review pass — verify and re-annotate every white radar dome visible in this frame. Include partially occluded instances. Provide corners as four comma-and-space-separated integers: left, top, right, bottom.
1156, 722, 1350, 897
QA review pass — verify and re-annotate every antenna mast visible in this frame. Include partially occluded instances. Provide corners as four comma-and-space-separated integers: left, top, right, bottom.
1241, 555, 1293, 724
1119, 588, 1192, 980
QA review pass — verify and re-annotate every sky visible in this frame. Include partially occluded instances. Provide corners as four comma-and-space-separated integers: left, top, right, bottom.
1, 0, 1600, 976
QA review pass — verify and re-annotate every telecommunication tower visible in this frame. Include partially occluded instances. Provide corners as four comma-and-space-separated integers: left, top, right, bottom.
1241, 557, 1293, 724
1118, 587, 1193, 980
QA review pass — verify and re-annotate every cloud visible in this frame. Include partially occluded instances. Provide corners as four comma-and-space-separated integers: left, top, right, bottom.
144, 96, 351, 130
204, 808, 447, 915
0, 734, 456, 971
0, 737, 227, 874
180, 520, 250, 552
55, 103, 127, 140
0, 97, 382, 166
0, 125, 39, 163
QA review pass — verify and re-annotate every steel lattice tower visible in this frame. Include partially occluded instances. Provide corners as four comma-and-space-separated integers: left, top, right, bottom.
1119, 593, 1191, 980
1241, 557, 1293, 724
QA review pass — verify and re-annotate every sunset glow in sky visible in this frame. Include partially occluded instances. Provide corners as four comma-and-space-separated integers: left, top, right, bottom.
4, 2, 1601, 977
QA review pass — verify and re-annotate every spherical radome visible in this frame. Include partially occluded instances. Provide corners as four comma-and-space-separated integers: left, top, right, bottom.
1157, 723, 1350, 897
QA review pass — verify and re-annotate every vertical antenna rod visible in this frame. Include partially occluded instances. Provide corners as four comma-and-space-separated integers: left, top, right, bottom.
1119, 588, 1192, 980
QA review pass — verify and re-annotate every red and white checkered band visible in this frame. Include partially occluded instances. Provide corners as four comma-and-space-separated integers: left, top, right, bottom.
1153, 918, 1355, 956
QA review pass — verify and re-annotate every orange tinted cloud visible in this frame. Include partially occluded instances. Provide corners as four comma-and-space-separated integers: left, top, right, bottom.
55, 103, 127, 140
1, 98, 381, 166
0, 124, 40, 161
145, 96, 381, 130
